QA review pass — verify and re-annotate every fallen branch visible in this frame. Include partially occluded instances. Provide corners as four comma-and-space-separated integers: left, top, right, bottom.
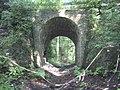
115, 53, 120, 72
6, 46, 107, 90
0, 55, 57, 86
85, 48, 104, 71
58, 47, 105, 90
0, 46, 114, 90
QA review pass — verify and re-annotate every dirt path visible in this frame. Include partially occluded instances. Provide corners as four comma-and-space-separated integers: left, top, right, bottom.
24, 65, 120, 90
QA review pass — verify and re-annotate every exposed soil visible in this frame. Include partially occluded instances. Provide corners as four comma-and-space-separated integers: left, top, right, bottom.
23, 65, 120, 90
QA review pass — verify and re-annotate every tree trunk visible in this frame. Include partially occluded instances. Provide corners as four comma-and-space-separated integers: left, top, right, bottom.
56, 36, 60, 61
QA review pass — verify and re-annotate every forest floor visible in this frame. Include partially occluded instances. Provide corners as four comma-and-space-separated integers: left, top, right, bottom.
23, 64, 120, 90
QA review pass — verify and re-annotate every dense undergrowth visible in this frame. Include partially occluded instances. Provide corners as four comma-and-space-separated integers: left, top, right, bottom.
0, 0, 120, 90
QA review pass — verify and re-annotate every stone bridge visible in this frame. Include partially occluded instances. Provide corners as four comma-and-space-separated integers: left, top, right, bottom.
34, 9, 89, 68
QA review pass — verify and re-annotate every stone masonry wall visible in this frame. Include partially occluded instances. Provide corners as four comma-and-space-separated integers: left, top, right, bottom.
33, 9, 89, 68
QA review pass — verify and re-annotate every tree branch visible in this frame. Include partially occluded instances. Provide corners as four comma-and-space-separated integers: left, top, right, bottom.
0, 55, 56, 85
0, 45, 114, 90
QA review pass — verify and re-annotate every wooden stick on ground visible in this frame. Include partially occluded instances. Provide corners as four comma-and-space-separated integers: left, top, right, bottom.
0, 46, 114, 90
0, 55, 57, 85
0, 48, 106, 88
58, 47, 105, 90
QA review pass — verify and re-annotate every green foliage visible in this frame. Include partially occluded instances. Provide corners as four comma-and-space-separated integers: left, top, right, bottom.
29, 65, 48, 78
73, 69, 93, 76
92, 1, 119, 47
48, 59, 61, 67
1, 0, 36, 29
66, 0, 103, 9
86, 67, 109, 77
117, 71, 120, 80
35, 0, 63, 10
0, 0, 37, 67
0, 34, 19, 50
0, 66, 25, 90
0, 0, 9, 19
93, 66, 108, 77
0, 81, 15, 90
91, 4, 120, 47
79, 82, 88, 90
0, 1, 54, 89
0, 0, 37, 43
28, 68, 51, 79
85, 70, 93, 75
74, 69, 82, 76
79, 0, 120, 69
34, 69, 46, 77
48, 36, 75, 66
118, 88, 120, 90
0, 1, 119, 89
74, 66, 110, 78
0, 57, 9, 70
6, 67, 24, 80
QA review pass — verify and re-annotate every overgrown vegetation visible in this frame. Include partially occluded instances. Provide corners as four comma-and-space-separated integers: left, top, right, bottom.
48, 36, 75, 67
0, 0, 38, 89
35, 0, 63, 9
70, 0, 120, 70
0, 0, 120, 89
0, 0, 37, 64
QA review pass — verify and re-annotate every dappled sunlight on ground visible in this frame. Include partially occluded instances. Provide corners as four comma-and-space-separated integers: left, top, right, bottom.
42, 62, 67, 76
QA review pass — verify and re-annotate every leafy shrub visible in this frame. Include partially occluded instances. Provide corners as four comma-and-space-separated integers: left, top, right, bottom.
74, 69, 82, 76
0, 81, 15, 90
0, 66, 25, 90
117, 71, 120, 80
6, 66, 24, 80
93, 66, 108, 77
85, 70, 93, 75
34, 69, 46, 77
48, 59, 61, 67
0, 57, 9, 72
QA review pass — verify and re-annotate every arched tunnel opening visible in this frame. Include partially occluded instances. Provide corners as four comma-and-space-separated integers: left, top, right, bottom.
47, 36, 75, 67
41, 17, 79, 67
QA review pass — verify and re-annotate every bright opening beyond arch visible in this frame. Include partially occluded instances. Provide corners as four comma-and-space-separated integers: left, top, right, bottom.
47, 36, 75, 67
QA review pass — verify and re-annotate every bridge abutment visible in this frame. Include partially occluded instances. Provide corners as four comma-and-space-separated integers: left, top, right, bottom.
34, 9, 89, 68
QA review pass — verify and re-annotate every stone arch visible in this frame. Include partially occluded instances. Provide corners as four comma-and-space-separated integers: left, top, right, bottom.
41, 17, 79, 65
33, 9, 88, 68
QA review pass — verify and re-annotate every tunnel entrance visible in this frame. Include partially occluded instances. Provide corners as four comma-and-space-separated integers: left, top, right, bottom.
34, 10, 88, 68
41, 17, 79, 66
47, 36, 75, 67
